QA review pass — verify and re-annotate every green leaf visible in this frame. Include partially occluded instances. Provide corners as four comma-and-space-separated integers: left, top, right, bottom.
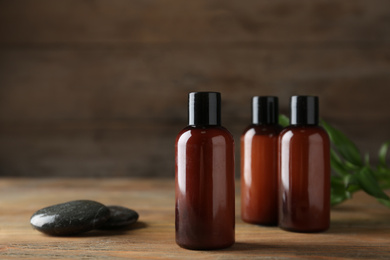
279, 114, 289, 127
320, 120, 363, 167
355, 167, 390, 200
330, 149, 350, 176
364, 153, 370, 167
346, 184, 361, 194
343, 174, 360, 193
331, 176, 344, 187
331, 176, 351, 206
331, 195, 348, 206
373, 168, 390, 190
377, 198, 390, 208
344, 160, 361, 171
379, 141, 390, 168
343, 174, 358, 186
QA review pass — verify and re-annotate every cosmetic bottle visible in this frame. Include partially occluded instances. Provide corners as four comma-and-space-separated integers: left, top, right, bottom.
241, 96, 281, 225
175, 92, 235, 250
278, 96, 330, 232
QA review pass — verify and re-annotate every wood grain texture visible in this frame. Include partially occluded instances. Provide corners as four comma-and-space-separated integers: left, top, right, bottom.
1, 0, 390, 45
1, 48, 390, 122
0, 0, 389, 177
0, 121, 388, 178
0, 123, 176, 177
0, 178, 389, 259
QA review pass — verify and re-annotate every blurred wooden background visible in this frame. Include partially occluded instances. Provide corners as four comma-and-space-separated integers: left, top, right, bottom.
0, 0, 389, 177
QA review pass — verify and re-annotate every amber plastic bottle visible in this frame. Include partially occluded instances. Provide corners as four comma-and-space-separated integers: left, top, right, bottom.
278, 96, 330, 232
175, 92, 235, 250
241, 96, 281, 225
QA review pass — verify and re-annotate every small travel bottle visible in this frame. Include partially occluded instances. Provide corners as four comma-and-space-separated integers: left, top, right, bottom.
278, 96, 330, 232
175, 92, 235, 250
241, 96, 281, 225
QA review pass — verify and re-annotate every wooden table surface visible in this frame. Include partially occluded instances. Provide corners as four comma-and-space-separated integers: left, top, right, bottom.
1, 178, 389, 259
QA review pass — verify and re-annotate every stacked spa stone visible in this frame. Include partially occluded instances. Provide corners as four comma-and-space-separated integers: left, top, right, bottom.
30, 200, 139, 236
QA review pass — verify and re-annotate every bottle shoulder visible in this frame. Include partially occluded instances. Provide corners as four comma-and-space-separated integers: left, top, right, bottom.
279, 125, 329, 140
242, 124, 282, 137
176, 125, 234, 144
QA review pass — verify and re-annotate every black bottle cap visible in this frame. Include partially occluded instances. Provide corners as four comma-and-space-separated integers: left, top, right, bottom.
252, 96, 279, 125
188, 92, 221, 126
290, 96, 319, 125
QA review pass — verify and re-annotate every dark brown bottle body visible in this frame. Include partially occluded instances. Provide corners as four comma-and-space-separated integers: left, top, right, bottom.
175, 126, 235, 250
241, 124, 281, 225
278, 125, 330, 232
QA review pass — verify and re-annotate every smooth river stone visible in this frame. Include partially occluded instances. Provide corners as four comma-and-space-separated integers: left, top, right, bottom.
98, 206, 139, 229
30, 200, 110, 236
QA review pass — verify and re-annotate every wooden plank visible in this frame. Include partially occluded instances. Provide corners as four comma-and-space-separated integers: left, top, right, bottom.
0, 178, 389, 259
1, 0, 389, 178
1, 47, 389, 177
0, 124, 176, 177
0, 0, 389, 45
1, 48, 389, 122
0, 121, 387, 177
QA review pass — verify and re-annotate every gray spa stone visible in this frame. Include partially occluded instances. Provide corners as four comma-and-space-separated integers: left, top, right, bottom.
30, 200, 110, 236
99, 206, 139, 229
